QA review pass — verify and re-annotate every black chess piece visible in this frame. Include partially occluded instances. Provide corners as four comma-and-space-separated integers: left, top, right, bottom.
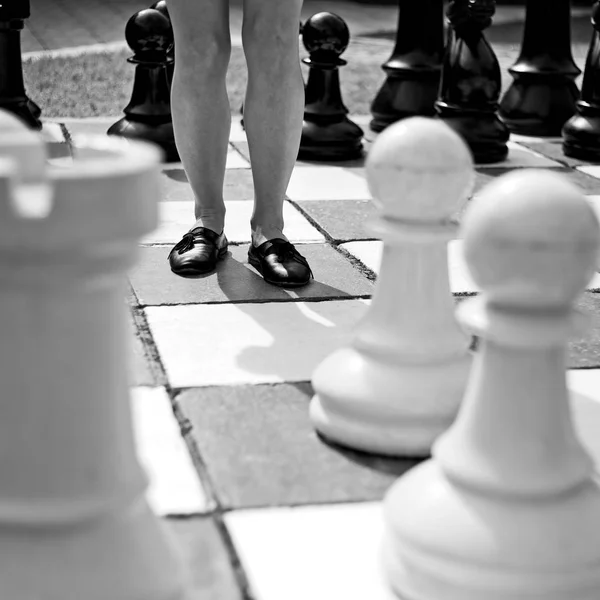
370, 0, 445, 133
241, 21, 304, 131
0, 0, 41, 129
499, 0, 580, 136
435, 0, 509, 163
149, 1, 174, 84
563, 1, 600, 161
107, 8, 179, 163
299, 13, 363, 161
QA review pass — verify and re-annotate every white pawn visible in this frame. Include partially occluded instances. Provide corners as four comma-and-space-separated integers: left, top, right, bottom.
310, 117, 474, 456
0, 111, 185, 599
382, 169, 600, 600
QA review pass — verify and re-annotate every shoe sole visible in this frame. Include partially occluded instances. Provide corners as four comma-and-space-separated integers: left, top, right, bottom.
171, 245, 228, 277
247, 253, 311, 288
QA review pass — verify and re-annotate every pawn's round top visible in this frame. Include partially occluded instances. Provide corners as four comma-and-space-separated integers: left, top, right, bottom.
125, 8, 173, 61
149, 0, 170, 20
366, 117, 474, 222
302, 12, 349, 62
462, 169, 600, 308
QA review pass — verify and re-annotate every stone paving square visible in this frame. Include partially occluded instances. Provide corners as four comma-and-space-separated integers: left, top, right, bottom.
143, 200, 325, 245
130, 244, 373, 306
146, 299, 370, 388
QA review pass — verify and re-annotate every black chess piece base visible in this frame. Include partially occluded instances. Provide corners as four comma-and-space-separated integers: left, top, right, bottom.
370, 76, 440, 133
500, 79, 580, 137
108, 118, 179, 163
436, 104, 509, 164
563, 105, 600, 161
299, 118, 364, 161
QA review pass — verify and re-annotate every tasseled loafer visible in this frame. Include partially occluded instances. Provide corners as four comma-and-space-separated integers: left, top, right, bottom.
248, 238, 313, 288
168, 227, 228, 276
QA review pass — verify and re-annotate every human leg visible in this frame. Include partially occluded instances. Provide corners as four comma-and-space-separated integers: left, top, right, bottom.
241, 0, 305, 247
167, 0, 231, 274
242, 0, 312, 286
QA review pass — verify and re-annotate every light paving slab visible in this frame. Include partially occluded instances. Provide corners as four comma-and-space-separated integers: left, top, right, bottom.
341, 238, 600, 293
568, 369, 600, 475
225, 502, 394, 600
131, 386, 209, 515
145, 299, 369, 388
286, 166, 371, 201
142, 200, 324, 245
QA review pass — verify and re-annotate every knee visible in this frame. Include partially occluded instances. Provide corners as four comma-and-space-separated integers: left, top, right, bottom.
174, 31, 231, 78
242, 17, 299, 67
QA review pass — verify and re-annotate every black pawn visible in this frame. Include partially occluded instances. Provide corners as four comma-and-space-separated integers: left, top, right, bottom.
149, 0, 174, 84
108, 8, 179, 163
435, 0, 509, 163
370, 0, 445, 133
0, 0, 41, 129
499, 0, 580, 136
299, 13, 363, 161
563, 1, 600, 161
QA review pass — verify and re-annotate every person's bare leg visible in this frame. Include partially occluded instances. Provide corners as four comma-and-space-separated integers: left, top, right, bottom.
242, 0, 305, 247
168, 0, 231, 234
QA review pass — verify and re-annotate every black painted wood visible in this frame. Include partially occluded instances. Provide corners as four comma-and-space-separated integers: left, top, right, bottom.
150, 0, 174, 84
108, 8, 179, 163
299, 13, 363, 161
435, 0, 509, 164
563, 2, 600, 160
499, 0, 580, 136
369, 0, 445, 133
0, 0, 41, 129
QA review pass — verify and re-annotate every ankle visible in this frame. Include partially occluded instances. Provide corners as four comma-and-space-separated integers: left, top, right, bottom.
251, 225, 287, 247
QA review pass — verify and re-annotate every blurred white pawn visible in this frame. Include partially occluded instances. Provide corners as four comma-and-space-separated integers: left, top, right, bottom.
310, 117, 474, 456
383, 169, 600, 600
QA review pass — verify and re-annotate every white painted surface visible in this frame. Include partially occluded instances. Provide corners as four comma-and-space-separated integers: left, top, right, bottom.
146, 300, 369, 388
286, 166, 371, 201
131, 387, 209, 516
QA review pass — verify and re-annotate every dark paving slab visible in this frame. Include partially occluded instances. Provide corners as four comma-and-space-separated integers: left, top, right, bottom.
129, 312, 156, 387
296, 199, 377, 242
130, 244, 373, 306
162, 168, 254, 203
129, 309, 165, 387
516, 140, 599, 169
570, 293, 600, 369
477, 167, 600, 195
165, 517, 243, 600
178, 383, 419, 510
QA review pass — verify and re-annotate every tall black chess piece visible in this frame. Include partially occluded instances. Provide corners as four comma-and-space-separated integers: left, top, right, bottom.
108, 8, 179, 163
150, 1, 174, 84
499, 0, 580, 136
563, 1, 600, 161
370, 0, 445, 133
299, 13, 363, 161
0, 0, 41, 129
435, 0, 509, 163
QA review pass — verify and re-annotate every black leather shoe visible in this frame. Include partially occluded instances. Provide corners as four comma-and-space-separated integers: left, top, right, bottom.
168, 227, 228, 276
248, 239, 313, 288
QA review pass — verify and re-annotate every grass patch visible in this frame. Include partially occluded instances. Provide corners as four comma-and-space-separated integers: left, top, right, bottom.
23, 35, 542, 120
23, 42, 393, 119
